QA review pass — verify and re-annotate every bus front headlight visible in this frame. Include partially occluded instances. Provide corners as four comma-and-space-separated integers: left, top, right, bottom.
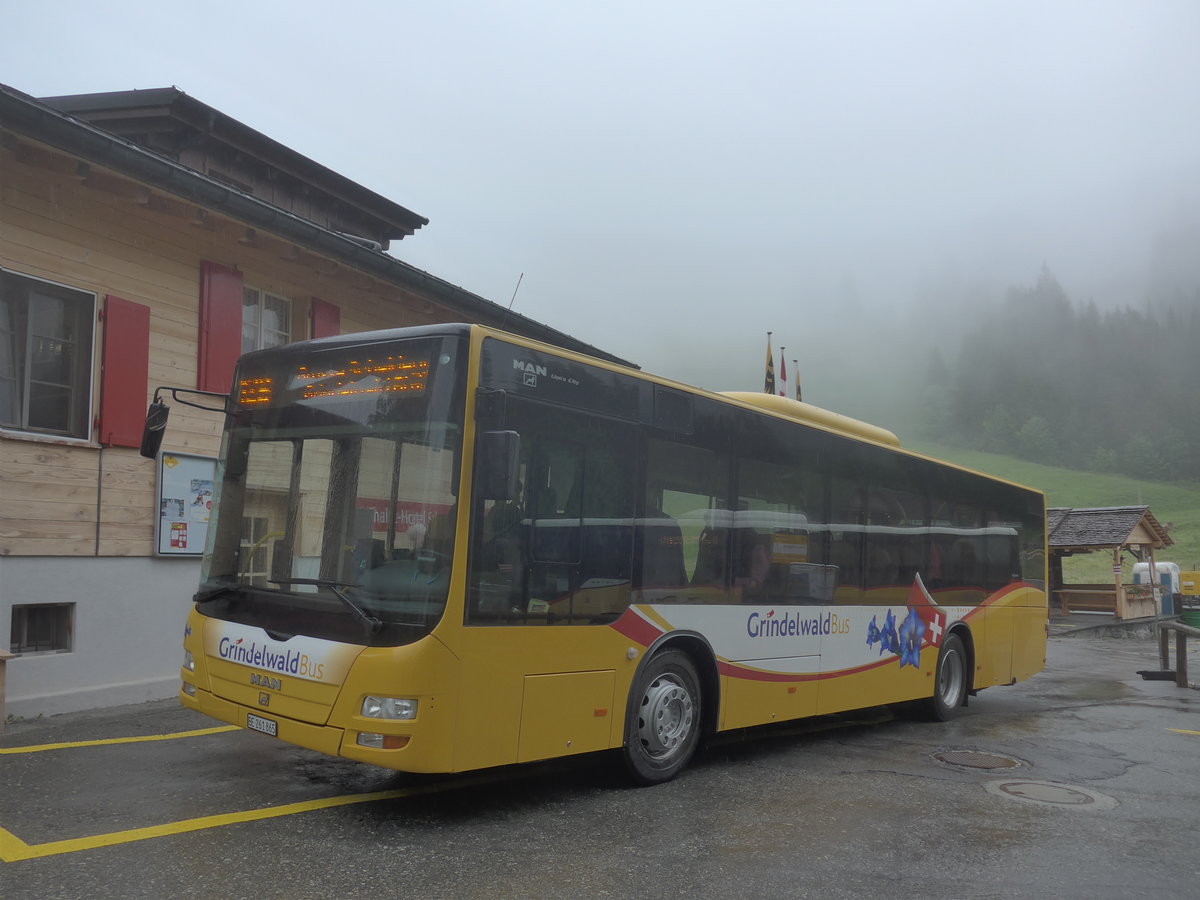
183, 650, 195, 672
361, 696, 417, 719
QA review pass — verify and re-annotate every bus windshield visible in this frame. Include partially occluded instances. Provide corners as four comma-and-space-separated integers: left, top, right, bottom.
196, 334, 465, 646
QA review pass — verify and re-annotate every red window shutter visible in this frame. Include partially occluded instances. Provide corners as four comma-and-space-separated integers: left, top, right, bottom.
310, 297, 341, 338
197, 261, 243, 393
98, 295, 151, 448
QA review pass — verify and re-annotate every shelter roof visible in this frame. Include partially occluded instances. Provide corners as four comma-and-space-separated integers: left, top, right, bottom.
1047, 506, 1173, 552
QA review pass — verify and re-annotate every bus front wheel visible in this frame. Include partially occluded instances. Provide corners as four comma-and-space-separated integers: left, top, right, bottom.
923, 632, 968, 721
623, 649, 702, 785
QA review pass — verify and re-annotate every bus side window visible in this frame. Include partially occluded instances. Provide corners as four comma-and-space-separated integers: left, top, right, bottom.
634, 510, 687, 592
732, 527, 771, 599
641, 438, 730, 603
734, 433, 826, 605
467, 403, 637, 624
829, 474, 865, 605
691, 515, 729, 587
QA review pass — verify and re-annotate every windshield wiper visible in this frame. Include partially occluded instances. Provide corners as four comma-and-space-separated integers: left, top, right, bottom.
268, 578, 383, 635
195, 584, 242, 604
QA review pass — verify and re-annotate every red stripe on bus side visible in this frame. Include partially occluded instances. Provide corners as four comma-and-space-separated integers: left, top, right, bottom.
608, 609, 663, 647
716, 660, 824, 682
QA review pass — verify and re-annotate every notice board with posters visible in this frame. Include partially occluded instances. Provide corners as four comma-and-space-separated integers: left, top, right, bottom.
156, 452, 217, 556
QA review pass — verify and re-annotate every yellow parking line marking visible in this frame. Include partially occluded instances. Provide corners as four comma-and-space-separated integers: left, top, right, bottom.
1168, 728, 1200, 736
0, 827, 32, 861
0, 725, 239, 755
0, 774, 491, 862
1, 789, 403, 861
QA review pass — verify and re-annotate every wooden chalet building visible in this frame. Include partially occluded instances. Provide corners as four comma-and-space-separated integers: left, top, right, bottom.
0, 82, 628, 718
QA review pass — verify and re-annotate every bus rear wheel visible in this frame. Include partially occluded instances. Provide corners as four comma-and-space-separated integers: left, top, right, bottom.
923, 632, 968, 721
623, 649, 702, 785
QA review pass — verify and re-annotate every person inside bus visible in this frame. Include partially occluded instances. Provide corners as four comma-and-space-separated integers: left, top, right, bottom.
734, 530, 773, 602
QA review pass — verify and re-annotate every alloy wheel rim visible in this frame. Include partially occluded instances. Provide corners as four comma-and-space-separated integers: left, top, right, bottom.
638, 674, 694, 760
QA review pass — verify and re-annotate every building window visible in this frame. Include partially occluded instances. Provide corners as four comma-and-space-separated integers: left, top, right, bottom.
0, 269, 96, 439
10, 603, 75, 655
242, 286, 291, 353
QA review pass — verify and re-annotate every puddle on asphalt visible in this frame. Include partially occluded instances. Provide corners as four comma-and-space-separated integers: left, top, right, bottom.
1044, 679, 1137, 703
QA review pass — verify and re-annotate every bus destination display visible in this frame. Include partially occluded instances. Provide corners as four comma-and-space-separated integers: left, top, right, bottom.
237, 353, 429, 407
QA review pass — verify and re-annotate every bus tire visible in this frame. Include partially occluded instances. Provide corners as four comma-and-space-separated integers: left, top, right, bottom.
923, 632, 968, 721
623, 649, 702, 785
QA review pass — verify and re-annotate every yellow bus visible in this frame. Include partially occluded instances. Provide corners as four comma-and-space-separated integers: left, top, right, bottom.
146, 323, 1047, 784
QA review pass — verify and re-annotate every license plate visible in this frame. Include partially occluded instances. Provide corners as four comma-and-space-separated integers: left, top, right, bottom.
247, 713, 278, 737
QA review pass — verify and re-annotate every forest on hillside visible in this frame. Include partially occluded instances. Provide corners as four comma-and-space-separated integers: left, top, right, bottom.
918, 266, 1200, 482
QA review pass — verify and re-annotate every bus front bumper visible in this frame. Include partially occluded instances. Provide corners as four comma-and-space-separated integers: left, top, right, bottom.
179, 685, 442, 770
181, 687, 347, 757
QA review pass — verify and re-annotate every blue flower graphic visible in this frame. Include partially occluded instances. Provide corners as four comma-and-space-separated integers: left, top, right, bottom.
866, 610, 900, 657
880, 609, 899, 655
898, 608, 926, 669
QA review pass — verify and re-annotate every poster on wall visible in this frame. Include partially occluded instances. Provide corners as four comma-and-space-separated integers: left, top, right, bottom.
156, 452, 217, 556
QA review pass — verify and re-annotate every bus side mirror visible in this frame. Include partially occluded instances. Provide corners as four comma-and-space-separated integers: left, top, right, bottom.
479, 430, 520, 501
139, 400, 170, 459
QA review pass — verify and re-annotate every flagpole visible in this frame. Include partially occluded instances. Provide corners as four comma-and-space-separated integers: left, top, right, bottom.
763, 332, 776, 394
794, 358, 802, 403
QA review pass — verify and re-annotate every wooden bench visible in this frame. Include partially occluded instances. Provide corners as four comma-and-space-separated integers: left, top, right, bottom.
1057, 584, 1157, 618
1057, 588, 1118, 615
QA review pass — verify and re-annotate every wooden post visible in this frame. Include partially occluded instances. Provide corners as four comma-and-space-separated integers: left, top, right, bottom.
1049, 552, 1064, 611
1114, 548, 1128, 620
1178, 630, 1190, 689
1148, 545, 1162, 617
0, 649, 14, 735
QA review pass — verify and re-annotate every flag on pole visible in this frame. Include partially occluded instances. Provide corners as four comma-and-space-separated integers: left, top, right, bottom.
779, 349, 787, 398
763, 332, 776, 394
794, 359, 802, 402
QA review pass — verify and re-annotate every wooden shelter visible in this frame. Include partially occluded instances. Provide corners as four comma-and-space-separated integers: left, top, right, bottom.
1047, 506, 1174, 619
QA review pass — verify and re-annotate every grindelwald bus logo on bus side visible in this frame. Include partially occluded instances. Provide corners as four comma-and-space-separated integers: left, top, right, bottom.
746, 609, 851, 639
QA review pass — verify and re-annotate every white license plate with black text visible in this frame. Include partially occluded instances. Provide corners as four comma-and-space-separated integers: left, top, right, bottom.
247, 713, 278, 736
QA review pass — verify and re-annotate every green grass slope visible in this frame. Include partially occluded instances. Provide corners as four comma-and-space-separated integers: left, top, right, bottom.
906, 440, 1200, 578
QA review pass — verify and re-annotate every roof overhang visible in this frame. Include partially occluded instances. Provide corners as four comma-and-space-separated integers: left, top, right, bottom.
0, 81, 634, 368
38, 87, 429, 242
1047, 506, 1173, 554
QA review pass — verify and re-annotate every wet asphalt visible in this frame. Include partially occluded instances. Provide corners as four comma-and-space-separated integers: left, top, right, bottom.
2, 629, 1198, 899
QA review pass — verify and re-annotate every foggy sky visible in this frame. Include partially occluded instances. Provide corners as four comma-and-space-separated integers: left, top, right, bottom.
6, 1, 1200, 408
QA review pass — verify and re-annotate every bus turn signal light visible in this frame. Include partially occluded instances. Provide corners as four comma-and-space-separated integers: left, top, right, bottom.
356, 733, 411, 750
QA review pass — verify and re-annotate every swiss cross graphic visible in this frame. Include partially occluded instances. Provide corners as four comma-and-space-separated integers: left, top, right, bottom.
925, 610, 946, 646
907, 572, 946, 648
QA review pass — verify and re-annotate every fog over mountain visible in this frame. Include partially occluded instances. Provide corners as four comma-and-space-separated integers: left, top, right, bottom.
6, 1, 1200, 434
